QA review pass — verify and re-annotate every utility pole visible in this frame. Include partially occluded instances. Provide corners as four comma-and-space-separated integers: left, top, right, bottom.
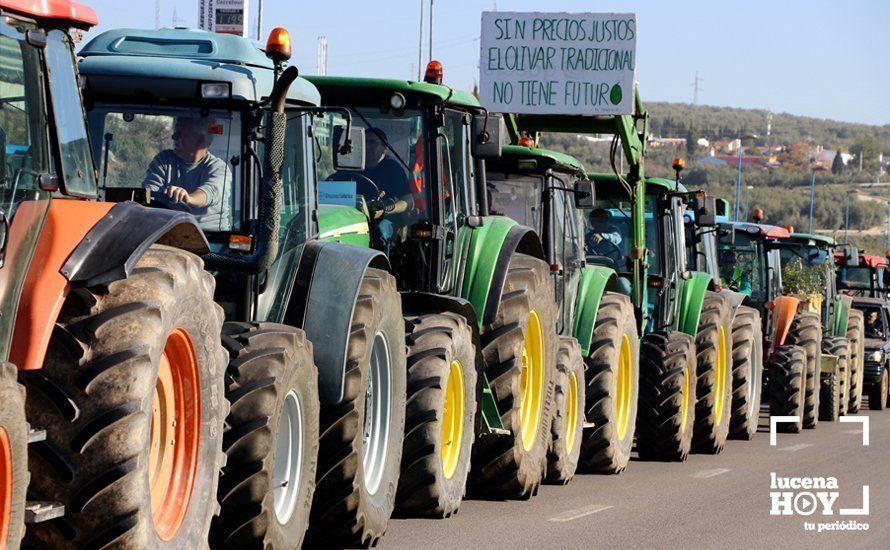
417, 0, 424, 80
256, 0, 263, 41
808, 171, 816, 234
429, 0, 434, 62
155, 0, 161, 29
691, 71, 703, 105
317, 36, 328, 76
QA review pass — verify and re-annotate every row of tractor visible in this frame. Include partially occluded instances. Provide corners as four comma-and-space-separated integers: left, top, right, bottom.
0, 2, 887, 549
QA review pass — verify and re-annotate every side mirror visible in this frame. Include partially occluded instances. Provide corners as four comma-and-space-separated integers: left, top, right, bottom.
333, 125, 365, 171
846, 247, 860, 268
471, 113, 504, 159
574, 179, 595, 208
0, 210, 8, 269
0, 127, 6, 186
696, 195, 717, 227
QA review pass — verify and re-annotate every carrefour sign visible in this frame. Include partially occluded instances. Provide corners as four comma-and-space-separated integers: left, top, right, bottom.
479, 12, 637, 115
199, 0, 250, 37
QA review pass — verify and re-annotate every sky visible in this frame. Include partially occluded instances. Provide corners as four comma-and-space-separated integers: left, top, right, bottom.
80, 0, 890, 125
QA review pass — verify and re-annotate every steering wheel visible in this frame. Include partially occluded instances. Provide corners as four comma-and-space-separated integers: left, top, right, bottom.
590, 239, 623, 264
346, 172, 383, 201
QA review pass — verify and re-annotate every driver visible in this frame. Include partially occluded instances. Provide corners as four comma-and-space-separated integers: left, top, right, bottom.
141, 116, 231, 231
866, 310, 884, 338
585, 208, 623, 263
358, 129, 413, 249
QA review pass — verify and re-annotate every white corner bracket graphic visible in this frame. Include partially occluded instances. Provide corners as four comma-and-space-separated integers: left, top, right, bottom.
840, 416, 870, 446
769, 416, 801, 446
840, 485, 870, 515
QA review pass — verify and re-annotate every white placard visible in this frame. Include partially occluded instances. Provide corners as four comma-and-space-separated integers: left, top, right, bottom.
318, 181, 357, 207
198, 0, 250, 37
479, 12, 637, 115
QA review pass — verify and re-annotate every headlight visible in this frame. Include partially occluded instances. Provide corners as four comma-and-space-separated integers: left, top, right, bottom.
868, 350, 883, 362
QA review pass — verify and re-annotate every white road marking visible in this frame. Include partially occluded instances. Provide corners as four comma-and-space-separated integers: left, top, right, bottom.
840, 416, 870, 446
778, 443, 813, 452
691, 468, 731, 478
844, 429, 863, 434
548, 504, 613, 523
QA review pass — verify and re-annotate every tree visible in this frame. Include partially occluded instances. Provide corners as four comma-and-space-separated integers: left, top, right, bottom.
831, 150, 845, 175
781, 141, 811, 168
850, 136, 880, 172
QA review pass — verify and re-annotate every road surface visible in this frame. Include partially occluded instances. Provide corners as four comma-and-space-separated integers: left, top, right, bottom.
380, 404, 889, 549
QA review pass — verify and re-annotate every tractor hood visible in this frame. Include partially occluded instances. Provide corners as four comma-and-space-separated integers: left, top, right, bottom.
317, 204, 370, 246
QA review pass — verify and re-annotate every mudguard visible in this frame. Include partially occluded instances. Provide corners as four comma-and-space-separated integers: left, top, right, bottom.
283, 239, 389, 405
771, 295, 801, 352
460, 216, 545, 328
572, 265, 620, 356
832, 294, 853, 338
719, 287, 747, 321
11, 200, 208, 372
676, 271, 715, 336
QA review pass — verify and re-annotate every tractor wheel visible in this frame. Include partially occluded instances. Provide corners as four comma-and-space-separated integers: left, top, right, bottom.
545, 337, 585, 484
0, 362, 27, 550
838, 341, 850, 417
636, 331, 697, 462
22, 245, 227, 549
786, 311, 822, 429
210, 323, 319, 549
769, 344, 807, 433
868, 369, 888, 411
692, 292, 733, 454
819, 337, 848, 422
846, 309, 865, 414
577, 292, 638, 474
471, 253, 558, 499
729, 306, 763, 440
305, 268, 406, 548
395, 312, 476, 518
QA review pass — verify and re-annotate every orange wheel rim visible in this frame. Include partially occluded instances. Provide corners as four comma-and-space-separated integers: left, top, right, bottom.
0, 428, 12, 547
150, 328, 201, 541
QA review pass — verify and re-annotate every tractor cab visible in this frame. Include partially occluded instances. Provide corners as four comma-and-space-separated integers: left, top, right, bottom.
836, 249, 888, 298
774, 232, 840, 328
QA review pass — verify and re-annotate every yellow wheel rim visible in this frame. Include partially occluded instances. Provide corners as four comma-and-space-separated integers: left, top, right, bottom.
565, 372, 579, 453
714, 326, 728, 423
615, 334, 634, 440
441, 360, 464, 479
519, 310, 545, 451
680, 363, 692, 433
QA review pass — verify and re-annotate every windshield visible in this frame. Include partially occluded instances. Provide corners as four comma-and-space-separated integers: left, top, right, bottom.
486, 173, 543, 232
717, 230, 768, 301
838, 266, 873, 288
584, 195, 659, 273
87, 105, 240, 232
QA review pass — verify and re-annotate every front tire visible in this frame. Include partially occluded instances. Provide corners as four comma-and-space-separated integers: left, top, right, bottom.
545, 337, 585, 484
692, 292, 733, 454
23, 245, 227, 549
306, 268, 407, 548
869, 369, 888, 411
0, 362, 27, 550
819, 336, 848, 422
210, 323, 319, 549
637, 331, 697, 462
578, 293, 638, 474
846, 310, 865, 414
769, 344, 807, 433
471, 254, 558, 499
786, 311, 822, 429
395, 312, 477, 518
729, 306, 763, 440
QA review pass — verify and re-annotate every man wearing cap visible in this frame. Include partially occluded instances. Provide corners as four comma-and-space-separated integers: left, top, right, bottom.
585, 208, 624, 263
142, 116, 232, 231
356, 129, 414, 252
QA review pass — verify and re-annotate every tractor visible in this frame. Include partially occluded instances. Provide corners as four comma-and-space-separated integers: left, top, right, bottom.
484, 143, 636, 480
0, 4, 234, 548
307, 63, 561, 515
773, 232, 865, 418
511, 105, 735, 460
77, 27, 413, 548
835, 248, 889, 299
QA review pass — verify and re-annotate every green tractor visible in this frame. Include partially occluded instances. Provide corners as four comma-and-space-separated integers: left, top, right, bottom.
484, 144, 637, 477
79, 28, 409, 547
308, 63, 561, 513
512, 102, 734, 460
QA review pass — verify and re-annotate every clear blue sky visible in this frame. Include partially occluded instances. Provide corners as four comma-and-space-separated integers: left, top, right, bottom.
81, 0, 890, 125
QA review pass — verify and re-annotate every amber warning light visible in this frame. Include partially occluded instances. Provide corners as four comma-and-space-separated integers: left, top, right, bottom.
266, 27, 292, 64
424, 61, 443, 85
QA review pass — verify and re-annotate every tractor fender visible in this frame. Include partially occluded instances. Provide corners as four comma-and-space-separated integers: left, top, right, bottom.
283, 239, 390, 405
832, 294, 853, 338
572, 265, 620, 356
771, 295, 801, 352
10, 200, 208, 372
719, 287, 747, 322
460, 216, 545, 329
676, 270, 715, 336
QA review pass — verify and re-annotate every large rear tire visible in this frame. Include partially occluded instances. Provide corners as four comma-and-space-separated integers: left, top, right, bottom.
210, 323, 319, 549
577, 293, 638, 474
786, 311, 822, 429
395, 312, 476, 518
819, 336, 848, 422
0, 362, 27, 550
846, 309, 865, 414
769, 344, 807, 433
471, 254, 558, 499
22, 245, 227, 549
869, 369, 888, 411
306, 268, 406, 548
728, 306, 763, 440
692, 292, 733, 454
545, 337, 585, 484
637, 331, 697, 462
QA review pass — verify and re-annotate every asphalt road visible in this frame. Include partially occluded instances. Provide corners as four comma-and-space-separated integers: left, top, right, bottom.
380, 403, 890, 549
